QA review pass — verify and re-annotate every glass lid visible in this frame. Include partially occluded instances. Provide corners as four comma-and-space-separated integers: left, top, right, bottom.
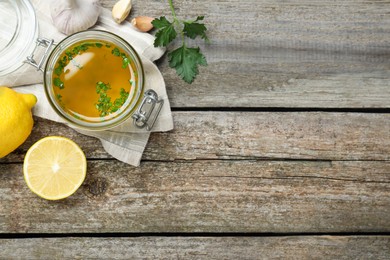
0, 0, 38, 76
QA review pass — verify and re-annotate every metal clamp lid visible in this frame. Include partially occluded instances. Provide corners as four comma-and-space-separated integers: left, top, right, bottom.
24, 37, 55, 72
132, 89, 164, 131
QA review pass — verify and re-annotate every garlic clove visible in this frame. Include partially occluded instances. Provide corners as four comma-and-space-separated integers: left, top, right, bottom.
50, 0, 101, 35
131, 16, 154, 32
112, 0, 132, 24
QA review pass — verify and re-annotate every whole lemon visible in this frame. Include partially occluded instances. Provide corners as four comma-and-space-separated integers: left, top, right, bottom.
0, 86, 37, 158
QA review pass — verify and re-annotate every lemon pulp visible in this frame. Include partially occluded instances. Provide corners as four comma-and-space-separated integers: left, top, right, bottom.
23, 136, 87, 200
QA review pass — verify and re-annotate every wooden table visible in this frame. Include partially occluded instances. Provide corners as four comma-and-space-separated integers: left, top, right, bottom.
1, 0, 390, 258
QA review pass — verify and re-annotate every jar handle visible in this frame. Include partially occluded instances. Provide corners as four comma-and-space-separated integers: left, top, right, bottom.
24, 38, 55, 72
131, 90, 164, 131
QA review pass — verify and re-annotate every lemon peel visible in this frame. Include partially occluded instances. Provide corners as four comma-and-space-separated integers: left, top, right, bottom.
0, 86, 37, 158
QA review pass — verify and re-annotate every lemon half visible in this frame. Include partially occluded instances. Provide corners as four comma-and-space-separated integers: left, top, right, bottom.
23, 136, 87, 200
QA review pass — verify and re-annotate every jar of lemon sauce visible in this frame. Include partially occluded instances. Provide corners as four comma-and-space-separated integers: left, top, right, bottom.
0, 0, 163, 131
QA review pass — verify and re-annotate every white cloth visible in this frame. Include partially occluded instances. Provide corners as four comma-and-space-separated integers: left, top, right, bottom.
0, 0, 173, 166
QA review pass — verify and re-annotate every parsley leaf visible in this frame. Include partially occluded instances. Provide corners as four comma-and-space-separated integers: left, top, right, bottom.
153, 1, 209, 83
54, 66, 63, 76
168, 46, 207, 84
111, 47, 121, 56
95, 82, 130, 117
152, 16, 177, 47
53, 77, 64, 89
183, 16, 209, 41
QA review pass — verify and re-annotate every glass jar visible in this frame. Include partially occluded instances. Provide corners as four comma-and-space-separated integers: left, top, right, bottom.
0, 0, 162, 131
0, 0, 38, 76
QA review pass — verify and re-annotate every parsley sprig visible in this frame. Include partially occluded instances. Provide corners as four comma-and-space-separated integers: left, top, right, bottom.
152, 0, 209, 84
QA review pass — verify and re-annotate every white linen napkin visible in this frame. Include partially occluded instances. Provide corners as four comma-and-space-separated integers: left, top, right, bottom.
0, 0, 174, 166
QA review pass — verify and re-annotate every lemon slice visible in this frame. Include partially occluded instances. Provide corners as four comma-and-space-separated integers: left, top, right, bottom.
23, 136, 87, 200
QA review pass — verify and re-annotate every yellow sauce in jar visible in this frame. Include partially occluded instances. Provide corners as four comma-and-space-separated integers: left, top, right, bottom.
52, 40, 138, 122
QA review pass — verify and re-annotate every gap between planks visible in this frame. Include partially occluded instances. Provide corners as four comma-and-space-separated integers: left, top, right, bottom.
1, 232, 390, 239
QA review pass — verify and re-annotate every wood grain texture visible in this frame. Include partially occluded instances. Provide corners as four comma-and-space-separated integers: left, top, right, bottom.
1, 160, 389, 233
1, 236, 390, 259
1, 112, 389, 163
0, 1, 389, 256
101, 0, 390, 108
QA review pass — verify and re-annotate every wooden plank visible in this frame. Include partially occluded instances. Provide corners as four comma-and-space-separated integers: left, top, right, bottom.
1, 236, 390, 259
100, 0, 390, 108
1, 160, 389, 233
1, 112, 389, 163
145, 112, 390, 161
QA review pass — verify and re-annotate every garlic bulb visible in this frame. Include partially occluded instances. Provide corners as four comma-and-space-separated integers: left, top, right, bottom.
131, 16, 154, 32
50, 0, 101, 35
112, 0, 132, 24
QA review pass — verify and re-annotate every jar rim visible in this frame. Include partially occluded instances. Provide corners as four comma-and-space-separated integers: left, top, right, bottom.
43, 30, 145, 131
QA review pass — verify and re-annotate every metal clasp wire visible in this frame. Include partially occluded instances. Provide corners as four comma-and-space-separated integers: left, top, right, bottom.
24, 38, 55, 72
132, 89, 164, 131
